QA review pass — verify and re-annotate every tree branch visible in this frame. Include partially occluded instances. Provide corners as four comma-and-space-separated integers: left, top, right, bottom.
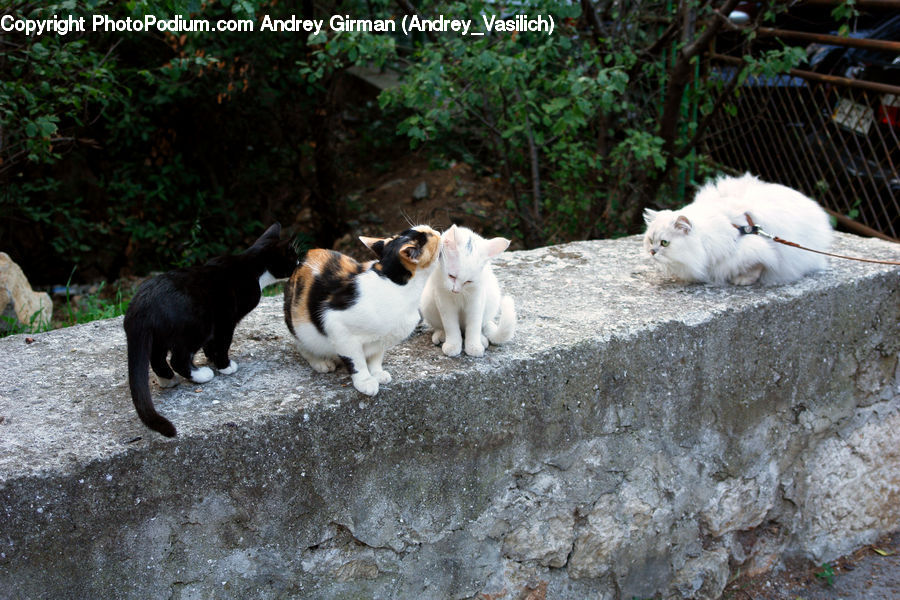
676, 1, 770, 159
513, 87, 542, 233
681, 0, 741, 58
580, 0, 604, 44
675, 68, 741, 159
657, 0, 741, 157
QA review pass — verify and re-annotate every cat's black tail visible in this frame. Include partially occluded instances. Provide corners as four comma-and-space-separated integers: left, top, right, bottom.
125, 321, 176, 437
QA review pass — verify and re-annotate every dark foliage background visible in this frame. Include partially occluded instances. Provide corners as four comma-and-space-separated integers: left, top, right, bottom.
1, 0, 824, 285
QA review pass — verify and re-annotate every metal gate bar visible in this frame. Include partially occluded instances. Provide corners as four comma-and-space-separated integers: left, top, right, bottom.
703, 51, 900, 240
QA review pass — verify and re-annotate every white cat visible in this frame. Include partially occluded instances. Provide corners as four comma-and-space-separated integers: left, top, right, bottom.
420, 225, 516, 357
643, 173, 833, 285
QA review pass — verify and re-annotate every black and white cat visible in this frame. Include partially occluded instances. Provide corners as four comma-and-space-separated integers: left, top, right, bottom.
283, 225, 441, 396
124, 223, 297, 437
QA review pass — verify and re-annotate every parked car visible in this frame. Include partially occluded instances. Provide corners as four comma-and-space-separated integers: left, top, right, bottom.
708, 9, 900, 236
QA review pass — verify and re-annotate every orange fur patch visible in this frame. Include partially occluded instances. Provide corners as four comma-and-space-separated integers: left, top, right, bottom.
286, 263, 315, 325
335, 253, 361, 277
286, 249, 366, 327
304, 249, 331, 275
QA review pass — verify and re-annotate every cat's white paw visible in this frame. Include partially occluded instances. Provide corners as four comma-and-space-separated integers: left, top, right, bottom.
308, 357, 337, 373
465, 340, 485, 357
480, 334, 489, 348
190, 366, 215, 384
372, 369, 392, 384
442, 340, 462, 357
219, 360, 238, 375
156, 375, 179, 388
352, 374, 379, 396
731, 267, 763, 286
431, 330, 445, 345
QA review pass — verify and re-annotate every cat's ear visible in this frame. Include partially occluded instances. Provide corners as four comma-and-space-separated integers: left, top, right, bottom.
400, 244, 422, 264
359, 236, 386, 258
643, 209, 659, 225
674, 215, 692, 233
251, 222, 282, 248
485, 237, 510, 258
443, 225, 458, 252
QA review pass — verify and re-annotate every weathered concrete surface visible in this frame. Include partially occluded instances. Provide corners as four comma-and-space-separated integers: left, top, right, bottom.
0, 233, 898, 600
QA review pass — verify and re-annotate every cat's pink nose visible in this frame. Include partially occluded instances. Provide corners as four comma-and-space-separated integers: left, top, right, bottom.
649, 249, 656, 256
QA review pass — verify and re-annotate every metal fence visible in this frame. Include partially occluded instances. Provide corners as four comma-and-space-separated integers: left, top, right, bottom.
702, 39, 900, 241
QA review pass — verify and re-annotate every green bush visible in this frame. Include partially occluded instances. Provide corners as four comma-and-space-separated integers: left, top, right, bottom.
383, 0, 808, 246
2, 0, 811, 284
1, 0, 397, 284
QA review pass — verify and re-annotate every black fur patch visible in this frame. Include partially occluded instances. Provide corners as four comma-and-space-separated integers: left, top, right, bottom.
404, 228, 430, 245
284, 273, 298, 337
124, 222, 296, 437
371, 228, 429, 285
338, 355, 357, 374
367, 239, 386, 258
308, 252, 362, 335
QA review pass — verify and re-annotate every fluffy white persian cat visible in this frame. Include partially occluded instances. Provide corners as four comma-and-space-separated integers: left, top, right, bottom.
420, 225, 516, 357
643, 173, 833, 285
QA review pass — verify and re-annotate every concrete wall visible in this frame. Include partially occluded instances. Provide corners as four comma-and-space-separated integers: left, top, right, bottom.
1, 233, 898, 600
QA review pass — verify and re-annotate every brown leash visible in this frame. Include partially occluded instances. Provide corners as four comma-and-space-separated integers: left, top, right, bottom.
733, 213, 900, 266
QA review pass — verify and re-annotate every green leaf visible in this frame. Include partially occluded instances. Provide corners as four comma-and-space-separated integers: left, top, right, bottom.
38, 117, 58, 137
543, 97, 569, 115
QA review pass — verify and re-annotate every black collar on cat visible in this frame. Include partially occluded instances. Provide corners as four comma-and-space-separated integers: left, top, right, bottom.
733, 212, 760, 236
734, 224, 760, 235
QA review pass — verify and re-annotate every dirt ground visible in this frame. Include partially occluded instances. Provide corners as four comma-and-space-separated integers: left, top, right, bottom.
723, 530, 900, 599
330, 153, 517, 260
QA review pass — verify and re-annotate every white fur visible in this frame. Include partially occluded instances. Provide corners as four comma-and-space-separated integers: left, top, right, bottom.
421, 225, 516, 357
258, 270, 278, 291
218, 360, 238, 375
643, 174, 833, 285
156, 374, 179, 388
292, 259, 437, 396
190, 366, 215, 383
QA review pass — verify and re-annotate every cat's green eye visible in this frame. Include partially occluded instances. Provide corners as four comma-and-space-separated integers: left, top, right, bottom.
660, 240, 669, 247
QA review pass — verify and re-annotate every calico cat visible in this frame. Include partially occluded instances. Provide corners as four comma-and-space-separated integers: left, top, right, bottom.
124, 223, 298, 437
420, 224, 516, 357
643, 173, 833, 285
283, 225, 440, 396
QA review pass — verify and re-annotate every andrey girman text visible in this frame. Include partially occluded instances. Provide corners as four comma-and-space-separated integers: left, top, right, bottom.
1, 12, 554, 37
